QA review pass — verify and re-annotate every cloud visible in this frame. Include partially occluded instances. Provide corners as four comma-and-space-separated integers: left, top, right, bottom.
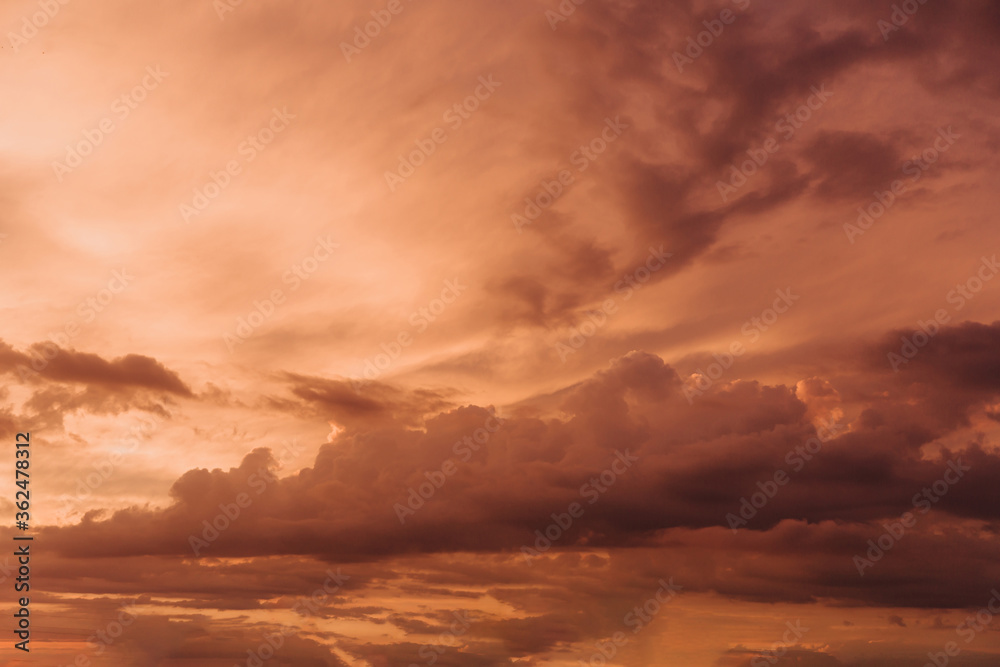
0, 339, 193, 397
37, 322, 1000, 612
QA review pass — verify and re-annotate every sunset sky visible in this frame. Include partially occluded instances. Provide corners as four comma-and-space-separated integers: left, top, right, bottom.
2, 0, 1000, 665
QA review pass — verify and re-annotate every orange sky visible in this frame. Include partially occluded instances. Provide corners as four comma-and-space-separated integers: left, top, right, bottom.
2, 0, 1000, 664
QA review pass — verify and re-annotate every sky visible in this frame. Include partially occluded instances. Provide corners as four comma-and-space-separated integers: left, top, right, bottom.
2, 0, 1000, 664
